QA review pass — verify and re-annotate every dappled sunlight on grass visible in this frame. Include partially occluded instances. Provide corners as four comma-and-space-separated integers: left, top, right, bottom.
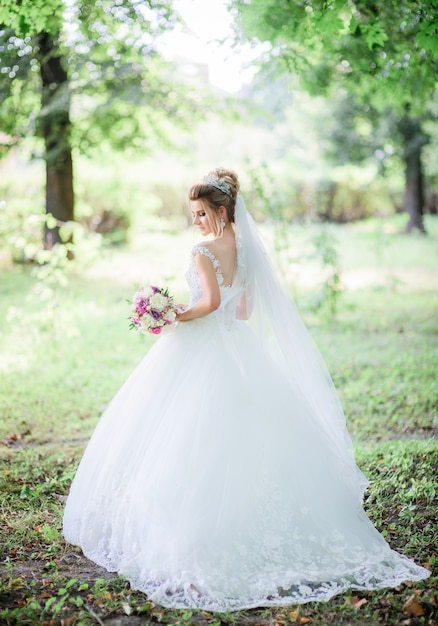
278, 215, 438, 294
0, 214, 436, 445
341, 266, 437, 291
0, 353, 32, 374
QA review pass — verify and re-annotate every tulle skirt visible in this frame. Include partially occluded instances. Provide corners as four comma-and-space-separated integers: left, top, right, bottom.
63, 317, 429, 611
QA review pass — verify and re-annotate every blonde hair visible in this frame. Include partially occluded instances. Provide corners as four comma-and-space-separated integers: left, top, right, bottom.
189, 168, 240, 237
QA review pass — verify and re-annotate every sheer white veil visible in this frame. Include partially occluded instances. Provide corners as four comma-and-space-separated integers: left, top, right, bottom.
233, 195, 368, 499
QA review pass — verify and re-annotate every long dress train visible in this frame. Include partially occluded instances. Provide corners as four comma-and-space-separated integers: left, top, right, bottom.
63, 200, 429, 612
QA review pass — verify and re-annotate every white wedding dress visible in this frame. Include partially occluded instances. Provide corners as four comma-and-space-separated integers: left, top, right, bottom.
63, 199, 429, 611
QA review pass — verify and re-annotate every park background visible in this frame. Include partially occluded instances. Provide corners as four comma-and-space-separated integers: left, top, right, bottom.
0, 1, 437, 625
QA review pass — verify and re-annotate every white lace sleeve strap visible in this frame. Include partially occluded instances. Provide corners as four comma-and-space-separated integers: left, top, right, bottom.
191, 244, 224, 286
192, 244, 219, 268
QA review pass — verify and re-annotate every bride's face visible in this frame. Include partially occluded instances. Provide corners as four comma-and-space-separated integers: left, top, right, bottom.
191, 200, 214, 236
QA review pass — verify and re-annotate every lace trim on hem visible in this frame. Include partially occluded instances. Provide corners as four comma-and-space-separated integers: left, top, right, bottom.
72, 544, 430, 613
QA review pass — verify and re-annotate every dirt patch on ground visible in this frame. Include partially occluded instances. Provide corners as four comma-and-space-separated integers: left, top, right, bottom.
1, 552, 114, 586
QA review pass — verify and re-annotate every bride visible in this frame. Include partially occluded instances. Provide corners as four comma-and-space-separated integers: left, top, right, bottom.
63, 167, 429, 611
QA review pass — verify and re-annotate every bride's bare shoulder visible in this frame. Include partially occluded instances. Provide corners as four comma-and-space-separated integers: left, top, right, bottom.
208, 234, 236, 257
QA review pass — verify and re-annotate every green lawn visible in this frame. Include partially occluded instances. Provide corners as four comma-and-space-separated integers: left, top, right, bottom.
0, 215, 437, 625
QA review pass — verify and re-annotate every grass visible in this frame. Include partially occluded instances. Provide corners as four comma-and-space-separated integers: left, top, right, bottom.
0, 214, 437, 625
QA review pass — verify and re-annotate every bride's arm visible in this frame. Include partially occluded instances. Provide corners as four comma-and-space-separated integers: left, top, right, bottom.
236, 294, 249, 320
175, 254, 220, 322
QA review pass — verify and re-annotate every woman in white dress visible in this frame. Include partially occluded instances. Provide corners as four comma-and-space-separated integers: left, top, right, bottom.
63, 167, 429, 612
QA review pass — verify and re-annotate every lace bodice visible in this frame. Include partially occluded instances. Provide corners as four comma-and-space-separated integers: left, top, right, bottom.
186, 244, 242, 328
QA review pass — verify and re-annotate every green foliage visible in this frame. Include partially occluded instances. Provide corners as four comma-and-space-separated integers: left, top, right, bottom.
0, 154, 188, 263
234, 0, 438, 232
309, 228, 342, 317
0, 1, 211, 161
310, 167, 401, 222
0, 0, 64, 37
358, 440, 437, 564
238, 73, 433, 224
235, 0, 437, 114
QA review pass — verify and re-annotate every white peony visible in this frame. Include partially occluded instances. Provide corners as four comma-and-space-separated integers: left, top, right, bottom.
138, 286, 154, 299
163, 309, 177, 323
140, 313, 155, 327
149, 293, 169, 312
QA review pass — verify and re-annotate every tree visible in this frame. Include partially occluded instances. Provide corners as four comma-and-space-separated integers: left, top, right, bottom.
233, 0, 438, 232
0, 0, 206, 247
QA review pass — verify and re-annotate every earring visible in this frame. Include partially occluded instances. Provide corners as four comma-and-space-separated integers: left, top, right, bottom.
220, 217, 225, 230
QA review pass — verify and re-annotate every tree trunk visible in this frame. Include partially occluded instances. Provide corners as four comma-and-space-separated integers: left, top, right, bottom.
38, 32, 74, 249
398, 113, 427, 234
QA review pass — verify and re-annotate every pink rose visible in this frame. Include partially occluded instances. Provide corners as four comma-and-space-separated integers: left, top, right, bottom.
150, 327, 162, 335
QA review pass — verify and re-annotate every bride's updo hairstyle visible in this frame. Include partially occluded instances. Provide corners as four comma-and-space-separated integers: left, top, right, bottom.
189, 167, 240, 237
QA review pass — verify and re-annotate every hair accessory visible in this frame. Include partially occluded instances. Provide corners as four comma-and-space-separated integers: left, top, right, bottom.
203, 175, 233, 198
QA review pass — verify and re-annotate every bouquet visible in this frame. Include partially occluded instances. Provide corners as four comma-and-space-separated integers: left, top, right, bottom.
129, 286, 178, 335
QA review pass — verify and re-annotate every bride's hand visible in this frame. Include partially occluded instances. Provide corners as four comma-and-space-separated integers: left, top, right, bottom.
175, 304, 188, 322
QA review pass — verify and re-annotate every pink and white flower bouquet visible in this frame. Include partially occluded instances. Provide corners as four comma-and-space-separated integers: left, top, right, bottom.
129, 286, 177, 335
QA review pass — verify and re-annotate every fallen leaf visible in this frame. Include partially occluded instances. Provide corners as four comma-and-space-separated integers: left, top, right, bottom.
349, 595, 367, 609
421, 558, 433, 572
122, 601, 132, 615
152, 608, 165, 622
4, 433, 18, 445
377, 595, 393, 607
403, 592, 424, 617
61, 617, 78, 626
202, 611, 216, 621
289, 612, 312, 624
